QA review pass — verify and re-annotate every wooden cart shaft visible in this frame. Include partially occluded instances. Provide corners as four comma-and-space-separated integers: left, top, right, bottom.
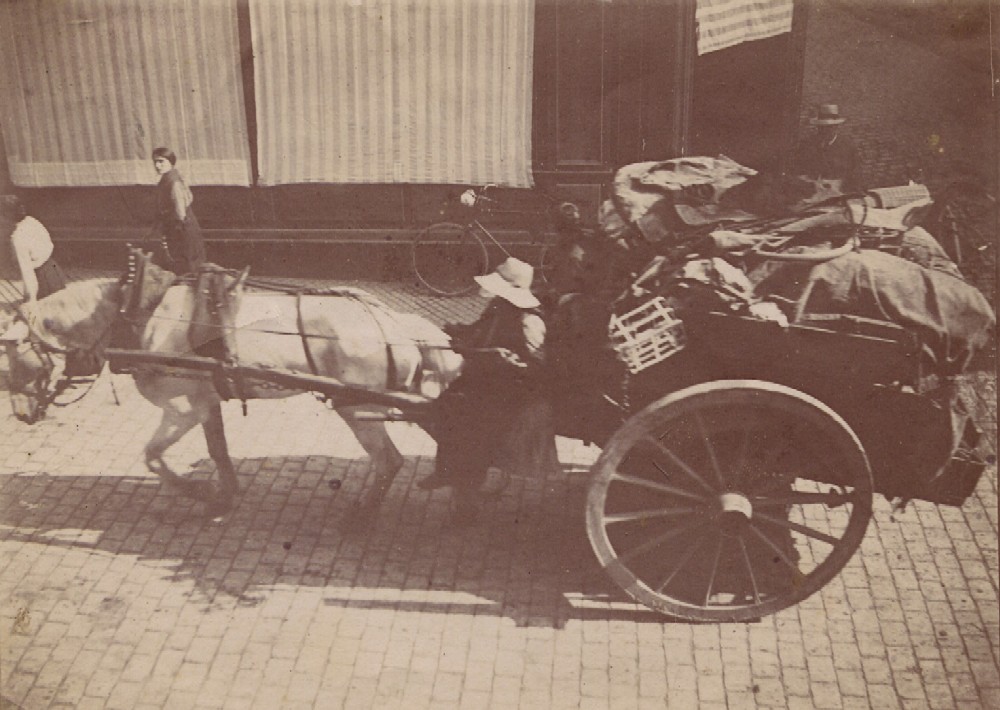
105, 348, 436, 416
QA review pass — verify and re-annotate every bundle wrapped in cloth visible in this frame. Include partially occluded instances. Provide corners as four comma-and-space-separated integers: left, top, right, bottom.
600, 156, 760, 245
752, 247, 994, 375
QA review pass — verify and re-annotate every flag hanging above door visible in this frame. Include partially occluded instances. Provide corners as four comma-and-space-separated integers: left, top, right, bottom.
696, 0, 794, 55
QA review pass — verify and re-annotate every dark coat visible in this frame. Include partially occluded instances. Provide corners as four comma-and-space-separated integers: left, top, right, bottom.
790, 132, 861, 192
156, 169, 205, 274
434, 298, 548, 488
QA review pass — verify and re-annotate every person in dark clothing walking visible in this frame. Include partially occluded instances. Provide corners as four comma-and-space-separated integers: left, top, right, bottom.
789, 104, 862, 193
151, 147, 205, 274
418, 258, 548, 515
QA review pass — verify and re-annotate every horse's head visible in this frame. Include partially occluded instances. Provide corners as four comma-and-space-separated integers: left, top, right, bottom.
2, 279, 119, 425
2, 324, 54, 424
19, 279, 121, 353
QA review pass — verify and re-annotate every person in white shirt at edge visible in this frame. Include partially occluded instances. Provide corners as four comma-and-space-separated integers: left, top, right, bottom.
1, 194, 67, 302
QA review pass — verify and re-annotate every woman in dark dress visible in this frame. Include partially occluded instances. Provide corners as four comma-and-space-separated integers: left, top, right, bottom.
2, 194, 66, 301
151, 147, 205, 274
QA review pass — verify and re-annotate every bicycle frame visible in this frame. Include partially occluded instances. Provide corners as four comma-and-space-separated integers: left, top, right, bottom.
463, 218, 512, 258
411, 184, 571, 295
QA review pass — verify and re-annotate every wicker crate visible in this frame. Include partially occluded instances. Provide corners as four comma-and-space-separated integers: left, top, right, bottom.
608, 297, 686, 374
867, 183, 930, 209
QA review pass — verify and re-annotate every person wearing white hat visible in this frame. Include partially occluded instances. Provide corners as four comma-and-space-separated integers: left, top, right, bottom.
418, 257, 547, 514
789, 103, 861, 192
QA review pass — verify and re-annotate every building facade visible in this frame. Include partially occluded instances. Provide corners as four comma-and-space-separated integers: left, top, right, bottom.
0, 0, 808, 249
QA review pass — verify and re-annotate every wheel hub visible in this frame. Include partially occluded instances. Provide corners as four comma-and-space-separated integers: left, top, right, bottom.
717, 492, 752, 535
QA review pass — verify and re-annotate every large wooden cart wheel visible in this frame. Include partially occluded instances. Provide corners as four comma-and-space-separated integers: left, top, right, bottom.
587, 380, 873, 622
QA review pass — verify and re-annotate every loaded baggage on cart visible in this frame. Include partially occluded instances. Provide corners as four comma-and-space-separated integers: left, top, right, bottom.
541, 157, 995, 621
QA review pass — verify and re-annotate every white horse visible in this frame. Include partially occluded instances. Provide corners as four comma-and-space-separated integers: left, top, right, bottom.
4, 271, 463, 517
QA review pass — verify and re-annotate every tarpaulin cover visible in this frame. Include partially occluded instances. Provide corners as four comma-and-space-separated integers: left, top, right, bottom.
610, 156, 757, 224
753, 249, 995, 375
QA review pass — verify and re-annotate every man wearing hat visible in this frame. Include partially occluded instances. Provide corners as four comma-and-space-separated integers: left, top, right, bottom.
418, 257, 548, 514
789, 103, 861, 192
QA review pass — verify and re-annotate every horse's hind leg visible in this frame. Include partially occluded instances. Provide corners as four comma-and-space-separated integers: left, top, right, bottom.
337, 405, 404, 517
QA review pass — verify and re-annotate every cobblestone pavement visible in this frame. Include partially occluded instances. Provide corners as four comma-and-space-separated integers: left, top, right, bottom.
0, 263, 997, 710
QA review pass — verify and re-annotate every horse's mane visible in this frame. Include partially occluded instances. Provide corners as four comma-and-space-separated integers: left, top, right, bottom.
25, 278, 120, 350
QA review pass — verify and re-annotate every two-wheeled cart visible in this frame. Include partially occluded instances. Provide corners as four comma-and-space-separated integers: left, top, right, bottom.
568, 300, 987, 621
105, 286, 989, 623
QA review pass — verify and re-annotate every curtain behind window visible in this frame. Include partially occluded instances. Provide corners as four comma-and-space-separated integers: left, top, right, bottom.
0, 0, 251, 187
250, 0, 534, 187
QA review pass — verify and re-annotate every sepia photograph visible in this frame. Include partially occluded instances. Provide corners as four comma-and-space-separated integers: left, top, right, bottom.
0, 0, 996, 708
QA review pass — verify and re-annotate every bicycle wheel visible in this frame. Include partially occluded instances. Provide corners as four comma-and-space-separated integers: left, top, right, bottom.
412, 222, 489, 296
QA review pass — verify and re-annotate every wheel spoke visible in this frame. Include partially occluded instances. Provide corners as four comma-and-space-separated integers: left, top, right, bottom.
730, 428, 752, 486
737, 536, 762, 606
615, 519, 709, 564
642, 434, 718, 495
604, 506, 701, 525
703, 533, 725, 607
654, 534, 706, 593
694, 411, 726, 489
747, 522, 806, 584
609, 472, 710, 503
754, 511, 840, 546
752, 489, 856, 507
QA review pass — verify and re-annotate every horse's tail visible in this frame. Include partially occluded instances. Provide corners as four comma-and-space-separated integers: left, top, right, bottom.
392, 313, 464, 398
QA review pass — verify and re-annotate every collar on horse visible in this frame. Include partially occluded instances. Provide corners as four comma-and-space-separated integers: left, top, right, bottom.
118, 249, 252, 405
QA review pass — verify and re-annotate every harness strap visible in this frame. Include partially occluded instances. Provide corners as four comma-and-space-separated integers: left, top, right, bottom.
297, 292, 321, 376
353, 296, 398, 391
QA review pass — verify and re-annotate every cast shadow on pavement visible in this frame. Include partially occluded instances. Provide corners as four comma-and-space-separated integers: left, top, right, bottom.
0, 456, 673, 629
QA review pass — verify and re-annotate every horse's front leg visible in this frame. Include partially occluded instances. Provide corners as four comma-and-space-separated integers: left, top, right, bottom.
145, 399, 218, 503
337, 405, 404, 519
202, 402, 238, 514
203, 403, 238, 495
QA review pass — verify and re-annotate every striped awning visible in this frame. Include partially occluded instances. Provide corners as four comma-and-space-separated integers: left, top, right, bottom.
696, 0, 794, 55
249, 0, 535, 187
0, 0, 252, 187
